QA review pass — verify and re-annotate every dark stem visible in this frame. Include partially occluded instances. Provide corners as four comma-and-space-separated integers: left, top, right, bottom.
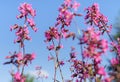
21, 40, 26, 76
80, 36, 84, 61
54, 58, 57, 82
56, 50, 64, 82
103, 26, 120, 61
21, 64, 25, 75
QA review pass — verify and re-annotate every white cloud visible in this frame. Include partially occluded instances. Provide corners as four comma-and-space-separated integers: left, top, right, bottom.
27, 69, 49, 79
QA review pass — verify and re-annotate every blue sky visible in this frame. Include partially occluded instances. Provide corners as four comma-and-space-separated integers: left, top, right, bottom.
0, 0, 120, 82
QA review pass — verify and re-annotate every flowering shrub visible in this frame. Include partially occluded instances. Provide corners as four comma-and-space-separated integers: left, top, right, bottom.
45, 0, 119, 82
2, 0, 120, 82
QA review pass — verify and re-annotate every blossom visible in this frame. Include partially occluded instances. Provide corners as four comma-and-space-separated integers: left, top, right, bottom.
14, 72, 21, 80
64, 0, 71, 6
94, 55, 101, 63
85, 3, 111, 33
59, 60, 65, 66
45, 27, 60, 42
48, 55, 54, 61
27, 18, 37, 32
10, 24, 19, 31
110, 58, 118, 66
82, 27, 108, 59
103, 77, 111, 82
31, 53, 36, 60
17, 3, 36, 18
27, 18, 35, 27
14, 26, 31, 47
70, 52, 77, 59
14, 72, 26, 82
97, 66, 106, 76
55, 0, 80, 27
16, 52, 23, 60
100, 39, 108, 52
47, 45, 54, 50
72, 1, 80, 11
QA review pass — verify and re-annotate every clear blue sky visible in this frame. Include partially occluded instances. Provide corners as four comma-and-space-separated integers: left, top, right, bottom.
0, 0, 120, 82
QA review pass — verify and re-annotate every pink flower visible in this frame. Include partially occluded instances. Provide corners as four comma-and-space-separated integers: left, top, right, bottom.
31, 53, 36, 60
27, 18, 35, 27
72, 1, 80, 11
83, 50, 89, 57
18, 3, 36, 18
14, 72, 21, 80
85, 3, 111, 32
100, 39, 108, 52
48, 55, 54, 61
59, 60, 65, 66
31, 26, 38, 32
70, 52, 77, 59
97, 66, 106, 76
16, 52, 23, 60
23, 53, 36, 63
64, 11, 74, 26
64, 0, 71, 6
47, 45, 54, 50
5, 55, 12, 59
110, 58, 118, 66
45, 27, 60, 42
61, 28, 68, 38
94, 55, 101, 63
10, 24, 18, 31
14, 72, 26, 82
103, 77, 111, 82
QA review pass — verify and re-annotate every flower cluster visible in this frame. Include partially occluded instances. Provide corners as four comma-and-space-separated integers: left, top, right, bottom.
5, 3, 37, 82
11, 25, 31, 47
44, 0, 81, 81
17, 3, 36, 18
10, 3, 37, 47
69, 40, 107, 81
68, 47, 89, 81
68, 3, 112, 81
17, 3, 37, 31
81, 27, 108, 59
13, 72, 26, 82
85, 3, 112, 33
4, 52, 36, 67
55, 0, 81, 27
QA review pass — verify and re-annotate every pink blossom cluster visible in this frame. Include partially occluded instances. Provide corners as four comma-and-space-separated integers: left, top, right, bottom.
69, 48, 89, 81
4, 52, 35, 82
5, 3, 37, 82
11, 24, 31, 47
44, 1, 81, 81
45, 27, 60, 42
85, 3, 112, 33
110, 38, 120, 66
55, 0, 80, 27
17, 3, 37, 31
45, 27, 75, 43
69, 44, 107, 81
67, 3, 112, 81
17, 3, 36, 18
10, 3, 37, 47
13, 72, 26, 82
4, 52, 35, 67
111, 38, 120, 56
81, 27, 108, 59
45, 0, 80, 51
